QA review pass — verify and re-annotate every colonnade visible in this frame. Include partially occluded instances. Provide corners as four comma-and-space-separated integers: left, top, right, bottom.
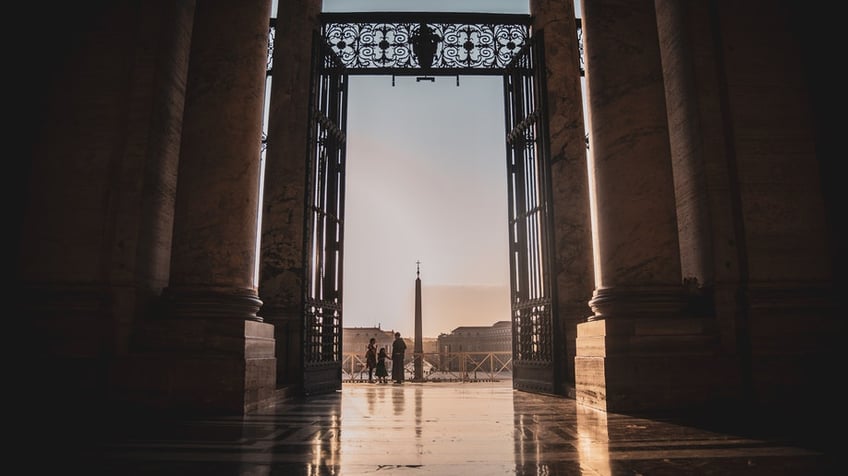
19, 0, 834, 416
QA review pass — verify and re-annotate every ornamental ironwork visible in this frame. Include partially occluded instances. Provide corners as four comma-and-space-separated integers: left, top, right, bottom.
321, 13, 531, 75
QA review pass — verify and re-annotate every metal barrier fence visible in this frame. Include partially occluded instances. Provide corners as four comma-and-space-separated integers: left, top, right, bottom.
342, 351, 513, 382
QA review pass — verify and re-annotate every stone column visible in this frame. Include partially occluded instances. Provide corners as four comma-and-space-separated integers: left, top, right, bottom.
654, 0, 741, 354
575, 0, 721, 413
132, 0, 276, 414
530, 0, 595, 396
259, 0, 323, 390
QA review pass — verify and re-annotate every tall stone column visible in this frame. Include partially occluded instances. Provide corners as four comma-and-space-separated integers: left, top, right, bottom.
530, 0, 595, 396
575, 0, 722, 413
259, 0, 323, 390
130, 0, 276, 414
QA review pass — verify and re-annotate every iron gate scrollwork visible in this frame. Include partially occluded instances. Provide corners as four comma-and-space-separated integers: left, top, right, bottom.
302, 31, 348, 396
321, 13, 531, 76
503, 33, 561, 395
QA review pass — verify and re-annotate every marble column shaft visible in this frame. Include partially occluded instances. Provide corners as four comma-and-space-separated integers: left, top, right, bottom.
530, 0, 595, 392
575, 0, 726, 413
167, 0, 272, 317
259, 0, 323, 385
114, 0, 277, 414
581, 0, 685, 318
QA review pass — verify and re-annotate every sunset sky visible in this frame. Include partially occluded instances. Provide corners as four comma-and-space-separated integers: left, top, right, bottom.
343, 74, 512, 338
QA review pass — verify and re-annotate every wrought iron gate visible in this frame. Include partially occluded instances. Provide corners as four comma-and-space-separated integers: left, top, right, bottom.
301, 13, 561, 396
302, 31, 348, 396
503, 33, 562, 395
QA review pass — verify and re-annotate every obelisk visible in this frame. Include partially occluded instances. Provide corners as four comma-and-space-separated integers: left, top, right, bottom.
413, 260, 424, 381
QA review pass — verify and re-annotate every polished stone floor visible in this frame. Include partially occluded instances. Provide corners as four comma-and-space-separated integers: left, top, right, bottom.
62, 381, 832, 475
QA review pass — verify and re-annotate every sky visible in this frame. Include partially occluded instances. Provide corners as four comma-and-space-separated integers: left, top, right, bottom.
317, 0, 578, 338
343, 74, 511, 338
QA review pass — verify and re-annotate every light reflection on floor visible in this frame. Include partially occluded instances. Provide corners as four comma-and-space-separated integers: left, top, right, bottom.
71, 380, 833, 475
339, 383, 516, 468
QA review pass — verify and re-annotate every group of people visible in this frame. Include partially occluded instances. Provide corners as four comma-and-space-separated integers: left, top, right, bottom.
365, 332, 407, 384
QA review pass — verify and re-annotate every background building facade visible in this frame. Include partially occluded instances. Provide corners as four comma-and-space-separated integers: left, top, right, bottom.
437, 321, 512, 371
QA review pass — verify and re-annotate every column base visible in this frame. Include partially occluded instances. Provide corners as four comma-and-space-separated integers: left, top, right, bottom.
113, 319, 276, 415
575, 317, 739, 414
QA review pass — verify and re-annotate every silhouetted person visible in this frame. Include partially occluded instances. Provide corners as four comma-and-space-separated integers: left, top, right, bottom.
376, 347, 389, 383
391, 332, 407, 383
365, 337, 377, 382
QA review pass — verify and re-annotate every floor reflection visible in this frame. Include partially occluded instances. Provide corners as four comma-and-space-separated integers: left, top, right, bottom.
339, 382, 516, 469
576, 401, 611, 475
81, 380, 832, 475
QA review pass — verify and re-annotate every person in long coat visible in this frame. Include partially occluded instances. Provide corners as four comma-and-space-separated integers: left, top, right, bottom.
391, 332, 407, 383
